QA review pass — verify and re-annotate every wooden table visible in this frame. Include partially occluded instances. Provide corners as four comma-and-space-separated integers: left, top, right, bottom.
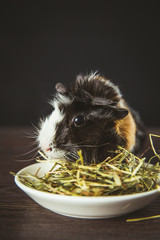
1, 127, 160, 240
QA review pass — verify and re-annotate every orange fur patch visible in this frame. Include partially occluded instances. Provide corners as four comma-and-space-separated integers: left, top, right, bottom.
115, 111, 136, 151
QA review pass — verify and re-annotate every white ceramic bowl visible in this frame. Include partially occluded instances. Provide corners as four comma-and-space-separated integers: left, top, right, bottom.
15, 162, 160, 219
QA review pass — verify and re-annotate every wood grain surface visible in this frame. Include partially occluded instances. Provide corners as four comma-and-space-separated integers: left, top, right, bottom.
1, 127, 160, 240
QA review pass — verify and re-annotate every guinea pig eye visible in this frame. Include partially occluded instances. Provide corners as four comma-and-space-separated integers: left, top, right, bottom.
73, 115, 85, 127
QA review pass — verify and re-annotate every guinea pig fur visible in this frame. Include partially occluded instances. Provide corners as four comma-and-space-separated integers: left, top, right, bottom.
37, 72, 146, 163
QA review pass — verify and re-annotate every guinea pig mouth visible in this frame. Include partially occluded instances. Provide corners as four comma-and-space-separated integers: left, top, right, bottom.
44, 148, 67, 160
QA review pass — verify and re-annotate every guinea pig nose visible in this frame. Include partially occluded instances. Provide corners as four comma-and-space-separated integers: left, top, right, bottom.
45, 147, 52, 152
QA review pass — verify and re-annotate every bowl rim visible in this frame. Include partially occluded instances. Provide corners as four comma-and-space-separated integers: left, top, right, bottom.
15, 162, 160, 201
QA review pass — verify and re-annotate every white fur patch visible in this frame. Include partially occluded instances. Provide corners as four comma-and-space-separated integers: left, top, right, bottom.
57, 93, 72, 105
50, 93, 72, 107
88, 71, 99, 80
118, 99, 125, 108
38, 93, 72, 159
38, 99, 65, 158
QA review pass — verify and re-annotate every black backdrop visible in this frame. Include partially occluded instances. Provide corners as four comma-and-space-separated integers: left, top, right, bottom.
1, 1, 160, 127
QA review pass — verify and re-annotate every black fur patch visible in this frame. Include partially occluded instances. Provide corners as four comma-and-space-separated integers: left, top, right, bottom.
53, 74, 145, 163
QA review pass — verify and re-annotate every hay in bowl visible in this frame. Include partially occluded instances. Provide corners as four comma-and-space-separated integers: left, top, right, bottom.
14, 137, 160, 219
15, 161, 160, 219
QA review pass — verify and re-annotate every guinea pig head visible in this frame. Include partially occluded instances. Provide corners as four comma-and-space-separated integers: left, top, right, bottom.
37, 82, 128, 163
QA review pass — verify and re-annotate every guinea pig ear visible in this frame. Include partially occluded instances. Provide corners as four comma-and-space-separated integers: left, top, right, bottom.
111, 106, 129, 120
55, 82, 67, 94
87, 107, 128, 121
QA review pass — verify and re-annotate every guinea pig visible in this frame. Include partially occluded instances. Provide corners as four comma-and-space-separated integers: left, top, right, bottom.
37, 72, 146, 163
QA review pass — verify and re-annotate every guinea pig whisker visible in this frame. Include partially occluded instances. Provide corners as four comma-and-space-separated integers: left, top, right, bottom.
23, 140, 38, 150
64, 155, 73, 161
67, 152, 79, 160
31, 122, 40, 133
25, 135, 38, 139
13, 148, 39, 163
78, 143, 110, 148
14, 157, 36, 163
64, 151, 77, 160
22, 126, 39, 139
62, 142, 110, 148
17, 146, 39, 157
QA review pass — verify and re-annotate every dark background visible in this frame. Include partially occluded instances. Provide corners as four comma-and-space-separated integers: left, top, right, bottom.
1, 1, 160, 127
